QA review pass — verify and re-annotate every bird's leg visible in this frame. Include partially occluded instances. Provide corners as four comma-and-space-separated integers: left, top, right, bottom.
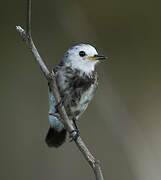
69, 117, 80, 142
73, 118, 80, 133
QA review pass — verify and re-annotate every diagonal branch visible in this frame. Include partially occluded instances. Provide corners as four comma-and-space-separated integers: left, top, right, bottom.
16, 1, 104, 180
16, 26, 51, 80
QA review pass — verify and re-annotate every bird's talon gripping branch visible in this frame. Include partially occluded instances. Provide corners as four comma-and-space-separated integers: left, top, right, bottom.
69, 129, 80, 142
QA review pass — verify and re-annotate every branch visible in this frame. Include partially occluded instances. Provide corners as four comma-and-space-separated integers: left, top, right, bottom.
16, 1, 104, 180
26, 0, 31, 37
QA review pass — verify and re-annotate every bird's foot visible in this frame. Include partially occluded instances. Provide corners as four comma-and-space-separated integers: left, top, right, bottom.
69, 129, 80, 142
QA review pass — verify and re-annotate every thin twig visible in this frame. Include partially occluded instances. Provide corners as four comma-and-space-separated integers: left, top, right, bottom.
16, 26, 51, 80
16, 0, 104, 180
26, 0, 31, 37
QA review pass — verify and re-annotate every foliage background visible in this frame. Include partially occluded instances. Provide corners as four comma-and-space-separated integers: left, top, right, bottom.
1, 0, 161, 179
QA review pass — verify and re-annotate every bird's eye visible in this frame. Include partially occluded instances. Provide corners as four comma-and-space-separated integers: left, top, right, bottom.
79, 51, 86, 57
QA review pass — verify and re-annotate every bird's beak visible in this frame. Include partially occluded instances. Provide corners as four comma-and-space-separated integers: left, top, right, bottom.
87, 54, 107, 61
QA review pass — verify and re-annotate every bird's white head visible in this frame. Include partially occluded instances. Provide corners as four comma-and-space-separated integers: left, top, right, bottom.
62, 44, 106, 74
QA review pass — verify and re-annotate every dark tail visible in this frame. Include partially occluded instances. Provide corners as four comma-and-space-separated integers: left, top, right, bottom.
45, 127, 67, 148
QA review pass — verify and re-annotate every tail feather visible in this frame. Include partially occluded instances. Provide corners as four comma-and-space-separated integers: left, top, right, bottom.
45, 127, 66, 148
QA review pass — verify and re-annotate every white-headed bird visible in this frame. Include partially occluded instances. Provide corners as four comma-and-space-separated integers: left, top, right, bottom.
45, 44, 107, 148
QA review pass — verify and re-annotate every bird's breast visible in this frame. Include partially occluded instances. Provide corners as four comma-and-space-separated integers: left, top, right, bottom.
56, 67, 98, 119
70, 83, 96, 118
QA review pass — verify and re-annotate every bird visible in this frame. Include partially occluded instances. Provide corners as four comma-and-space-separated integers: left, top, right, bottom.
45, 44, 107, 148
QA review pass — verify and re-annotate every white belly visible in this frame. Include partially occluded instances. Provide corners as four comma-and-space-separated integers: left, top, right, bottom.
71, 84, 95, 118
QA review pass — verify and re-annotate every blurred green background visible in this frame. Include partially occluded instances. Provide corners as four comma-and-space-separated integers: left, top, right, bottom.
1, 0, 161, 180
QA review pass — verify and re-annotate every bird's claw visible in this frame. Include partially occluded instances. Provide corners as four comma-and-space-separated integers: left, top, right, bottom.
69, 129, 80, 142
